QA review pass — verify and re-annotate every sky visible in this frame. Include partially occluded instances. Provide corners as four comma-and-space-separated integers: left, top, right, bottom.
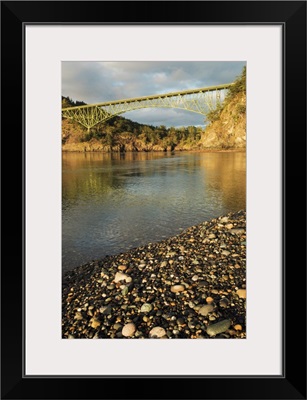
62, 61, 246, 128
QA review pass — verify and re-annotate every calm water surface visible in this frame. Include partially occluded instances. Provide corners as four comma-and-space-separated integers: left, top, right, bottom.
62, 151, 246, 272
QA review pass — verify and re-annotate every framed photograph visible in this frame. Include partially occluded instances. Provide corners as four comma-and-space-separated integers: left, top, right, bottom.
1, 1, 306, 399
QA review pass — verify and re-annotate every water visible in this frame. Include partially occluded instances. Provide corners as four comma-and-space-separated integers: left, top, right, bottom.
62, 151, 246, 272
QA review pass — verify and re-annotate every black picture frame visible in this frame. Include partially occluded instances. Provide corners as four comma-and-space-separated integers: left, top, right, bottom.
1, 1, 306, 399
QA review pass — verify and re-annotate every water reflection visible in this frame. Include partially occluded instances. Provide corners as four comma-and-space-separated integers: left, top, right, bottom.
62, 151, 246, 271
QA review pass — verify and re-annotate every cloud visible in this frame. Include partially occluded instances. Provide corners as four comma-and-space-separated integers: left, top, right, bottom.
62, 61, 246, 127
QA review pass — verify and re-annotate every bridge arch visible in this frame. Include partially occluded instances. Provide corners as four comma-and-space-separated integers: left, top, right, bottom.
62, 83, 233, 131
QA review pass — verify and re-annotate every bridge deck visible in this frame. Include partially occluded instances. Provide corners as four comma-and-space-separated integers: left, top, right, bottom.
62, 83, 233, 110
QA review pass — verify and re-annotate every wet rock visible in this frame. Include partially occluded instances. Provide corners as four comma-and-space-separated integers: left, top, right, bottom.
140, 303, 153, 313
114, 272, 131, 283
236, 289, 246, 298
207, 319, 231, 337
198, 304, 214, 316
122, 323, 136, 337
149, 327, 167, 338
171, 285, 185, 293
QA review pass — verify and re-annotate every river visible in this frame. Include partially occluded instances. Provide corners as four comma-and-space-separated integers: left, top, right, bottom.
62, 151, 246, 272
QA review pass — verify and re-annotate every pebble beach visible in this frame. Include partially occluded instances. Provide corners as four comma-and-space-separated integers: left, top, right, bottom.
62, 210, 246, 339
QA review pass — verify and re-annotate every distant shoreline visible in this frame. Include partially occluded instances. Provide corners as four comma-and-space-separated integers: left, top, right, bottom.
62, 148, 246, 153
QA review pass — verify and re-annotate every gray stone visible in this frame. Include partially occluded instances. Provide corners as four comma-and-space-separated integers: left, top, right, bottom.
206, 319, 231, 337
141, 303, 153, 313
198, 304, 214, 316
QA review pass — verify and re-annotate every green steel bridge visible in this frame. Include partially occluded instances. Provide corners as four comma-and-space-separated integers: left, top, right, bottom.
62, 83, 233, 131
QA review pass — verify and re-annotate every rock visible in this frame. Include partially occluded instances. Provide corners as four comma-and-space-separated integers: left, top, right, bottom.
171, 285, 185, 293
206, 296, 214, 304
90, 317, 101, 329
118, 265, 127, 271
122, 323, 136, 337
99, 305, 112, 315
121, 286, 129, 296
234, 324, 242, 331
198, 304, 214, 316
192, 275, 199, 281
114, 272, 131, 283
149, 326, 167, 338
208, 233, 216, 239
74, 312, 83, 320
140, 303, 152, 313
230, 228, 245, 235
221, 250, 231, 256
198, 280, 209, 287
219, 298, 229, 308
160, 261, 168, 267
225, 224, 234, 229
236, 289, 246, 298
220, 217, 229, 223
206, 319, 231, 337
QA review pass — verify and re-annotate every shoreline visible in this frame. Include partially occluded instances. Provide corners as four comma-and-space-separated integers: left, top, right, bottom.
62, 210, 246, 339
62, 148, 246, 154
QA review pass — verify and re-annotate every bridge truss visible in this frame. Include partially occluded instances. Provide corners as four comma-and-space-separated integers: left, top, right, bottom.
62, 83, 233, 131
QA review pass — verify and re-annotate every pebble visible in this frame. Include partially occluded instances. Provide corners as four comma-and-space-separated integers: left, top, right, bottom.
230, 228, 245, 235
198, 304, 214, 316
234, 324, 242, 331
149, 327, 167, 338
114, 272, 131, 283
122, 323, 136, 337
236, 289, 247, 298
206, 319, 231, 337
219, 298, 229, 308
208, 233, 216, 239
206, 297, 214, 304
90, 317, 101, 329
191, 275, 199, 281
118, 265, 127, 271
170, 285, 185, 293
221, 250, 231, 256
140, 303, 153, 313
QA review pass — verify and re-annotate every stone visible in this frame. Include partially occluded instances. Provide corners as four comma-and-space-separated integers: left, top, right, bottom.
230, 228, 245, 235
118, 265, 127, 271
219, 298, 229, 308
90, 317, 101, 329
225, 224, 234, 229
149, 326, 167, 338
122, 323, 136, 337
198, 304, 214, 316
234, 324, 242, 331
99, 305, 112, 315
192, 275, 199, 281
160, 261, 168, 267
114, 272, 131, 283
220, 217, 229, 223
121, 286, 129, 296
236, 289, 246, 299
208, 233, 216, 239
206, 319, 231, 337
206, 296, 214, 304
74, 312, 83, 320
140, 303, 153, 313
221, 250, 231, 256
171, 285, 185, 293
